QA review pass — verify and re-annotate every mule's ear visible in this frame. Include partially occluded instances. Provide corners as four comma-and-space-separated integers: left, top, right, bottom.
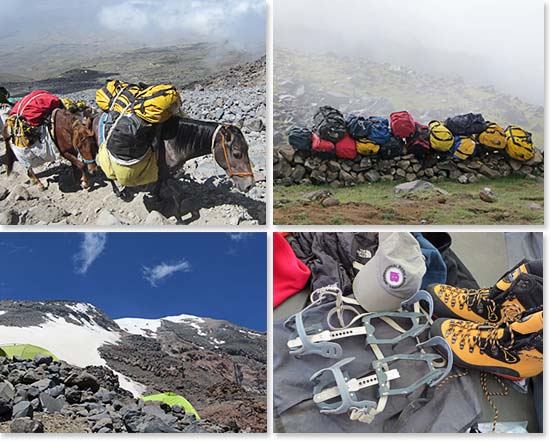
221, 125, 234, 143
85, 116, 93, 131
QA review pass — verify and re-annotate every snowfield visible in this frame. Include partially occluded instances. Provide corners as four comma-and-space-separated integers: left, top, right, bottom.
0, 314, 146, 397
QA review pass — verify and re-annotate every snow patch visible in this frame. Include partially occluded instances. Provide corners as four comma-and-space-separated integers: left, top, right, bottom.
210, 338, 225, 345
0, 316, 120, 368
0, 311, 6, 316
66, 303, 94, 315
239, 329, 262, 337
116, 313, 206, 338
113, 370, 147, 398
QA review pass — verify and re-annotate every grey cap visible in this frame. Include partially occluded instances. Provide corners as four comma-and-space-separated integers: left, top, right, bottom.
352, 232, 426, 312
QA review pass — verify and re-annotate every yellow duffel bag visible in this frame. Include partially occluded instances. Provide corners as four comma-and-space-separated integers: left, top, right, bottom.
96, 80, 142, 113
96, 81, 182, 124
428, 121, 454, 152
356, 138, 380, 156
505, 125, 535, 161
133, 85, 182, 124
478, 122, 506, 150
451, 136, 477, 160
98, 142, 158, 187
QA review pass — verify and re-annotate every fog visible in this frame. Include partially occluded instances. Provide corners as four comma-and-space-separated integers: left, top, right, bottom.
0, 0, 266, 53
274, 0, 543, 105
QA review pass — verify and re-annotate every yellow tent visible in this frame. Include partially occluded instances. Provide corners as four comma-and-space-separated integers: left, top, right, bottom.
142, 392, 200, 420
0, 344, 58, 361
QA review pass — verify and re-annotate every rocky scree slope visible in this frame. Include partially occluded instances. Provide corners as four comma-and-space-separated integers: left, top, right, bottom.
0, 57, 266, 226
0, 300, 267, 432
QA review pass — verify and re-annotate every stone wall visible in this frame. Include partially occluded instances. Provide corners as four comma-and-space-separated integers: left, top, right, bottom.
274, 145, 544, 187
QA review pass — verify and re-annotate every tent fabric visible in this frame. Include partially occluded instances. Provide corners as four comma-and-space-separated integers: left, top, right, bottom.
142, 392, 200, 420
0, 348, 6, 357
0, 344, 58, 361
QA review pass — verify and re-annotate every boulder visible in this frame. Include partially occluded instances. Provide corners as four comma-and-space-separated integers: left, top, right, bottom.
0, 382, 15, 402
12, 400, 33, 419
34, 354, 53, 366
65, 372, 100, 392
10, 417, 44, 433
479, 188, 498, 203
0, 398, 13, 422
30, 379, 54, 392
39, 391, 66, 413
394, 180, 448, 196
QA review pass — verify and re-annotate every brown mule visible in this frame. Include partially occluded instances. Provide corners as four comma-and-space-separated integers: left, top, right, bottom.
3, 108, 98, 190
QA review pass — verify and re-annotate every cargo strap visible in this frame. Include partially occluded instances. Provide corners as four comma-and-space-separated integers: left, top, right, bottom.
211, 125, 254, 179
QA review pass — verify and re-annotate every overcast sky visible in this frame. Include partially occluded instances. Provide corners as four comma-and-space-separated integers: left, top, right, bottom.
0, 0, 265, 52
275, 0, 543, 105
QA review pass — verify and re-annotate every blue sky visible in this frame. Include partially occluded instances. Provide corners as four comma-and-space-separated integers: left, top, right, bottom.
0, 233, 266, 331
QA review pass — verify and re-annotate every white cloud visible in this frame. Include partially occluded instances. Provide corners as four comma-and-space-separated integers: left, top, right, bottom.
97, 0, 266, 48
74, 233, 108, 275
143, 259, 192, 287
228, 233, 247, 242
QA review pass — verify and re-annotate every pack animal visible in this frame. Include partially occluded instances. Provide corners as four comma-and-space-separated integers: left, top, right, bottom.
3, 109, 98, 190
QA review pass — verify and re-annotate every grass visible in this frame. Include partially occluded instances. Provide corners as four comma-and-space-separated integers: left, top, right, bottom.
274, 177, 544, 225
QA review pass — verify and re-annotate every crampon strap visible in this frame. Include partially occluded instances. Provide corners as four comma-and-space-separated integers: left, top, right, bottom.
310, 336, 453, 424
286, 290, 434, 358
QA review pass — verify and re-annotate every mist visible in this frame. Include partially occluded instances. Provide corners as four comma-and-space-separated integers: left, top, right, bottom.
274, 0, 543, 105
0, 0, 266, 53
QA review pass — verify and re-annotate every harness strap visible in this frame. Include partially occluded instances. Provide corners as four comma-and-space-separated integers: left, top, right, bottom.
211, 124, 254, 178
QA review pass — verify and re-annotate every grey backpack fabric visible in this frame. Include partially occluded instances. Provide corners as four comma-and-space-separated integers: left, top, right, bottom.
274, 300, 482, 433
104, 111, 155, 161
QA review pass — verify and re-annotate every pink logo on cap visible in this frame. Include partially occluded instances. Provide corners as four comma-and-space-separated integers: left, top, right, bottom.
384, 265, 406, 289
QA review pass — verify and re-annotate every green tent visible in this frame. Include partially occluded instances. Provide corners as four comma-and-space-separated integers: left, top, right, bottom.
142, 392, 200, 420
0, 344, 58, 361
0, 348, 6, 357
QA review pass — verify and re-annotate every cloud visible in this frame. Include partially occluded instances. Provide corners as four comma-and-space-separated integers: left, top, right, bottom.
98, 0, 266, 49
228, 233, 247, 242
74, 233, 108, 275
143, 259, 192, 287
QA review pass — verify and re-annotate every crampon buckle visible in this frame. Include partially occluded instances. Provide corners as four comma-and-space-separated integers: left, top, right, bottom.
310, 336, 454, 424
286, 290, 434, 358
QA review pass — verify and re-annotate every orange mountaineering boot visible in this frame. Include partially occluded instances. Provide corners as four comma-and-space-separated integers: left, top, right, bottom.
427, 259, 542, 323
431, 309, 543, 380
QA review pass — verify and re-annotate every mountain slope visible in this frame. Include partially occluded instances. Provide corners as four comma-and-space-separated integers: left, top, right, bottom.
274, 48, 544, 147
0, 300, 266, 431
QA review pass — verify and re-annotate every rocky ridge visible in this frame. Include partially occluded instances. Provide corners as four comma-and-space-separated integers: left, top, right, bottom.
0, 300, 267, 432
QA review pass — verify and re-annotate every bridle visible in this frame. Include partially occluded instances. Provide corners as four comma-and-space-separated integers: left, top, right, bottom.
211, 124, 254, 178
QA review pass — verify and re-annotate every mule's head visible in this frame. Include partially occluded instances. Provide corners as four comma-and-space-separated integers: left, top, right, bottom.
213, 125, 255, 192
73, 118, 99, 174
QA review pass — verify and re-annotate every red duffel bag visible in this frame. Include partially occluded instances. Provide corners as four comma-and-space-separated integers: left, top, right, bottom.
10, 90, 62, 126
335, 132, 357, 159
390, 111, 416, 139
311, 132, 336, 158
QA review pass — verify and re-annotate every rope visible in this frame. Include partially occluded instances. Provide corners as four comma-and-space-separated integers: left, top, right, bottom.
480, 371, 509, 432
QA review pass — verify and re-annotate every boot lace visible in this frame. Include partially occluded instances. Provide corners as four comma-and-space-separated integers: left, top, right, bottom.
445, 320, 517, 362
440, 286, 499, 322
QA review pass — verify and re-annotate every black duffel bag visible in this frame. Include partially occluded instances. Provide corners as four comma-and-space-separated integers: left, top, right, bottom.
380, 136, 405, 159
288, 126, 312, 152
104, 111, 156, 161
345, 114, 371, 140
444, 113, 488, 136
313, 106, 346, 143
